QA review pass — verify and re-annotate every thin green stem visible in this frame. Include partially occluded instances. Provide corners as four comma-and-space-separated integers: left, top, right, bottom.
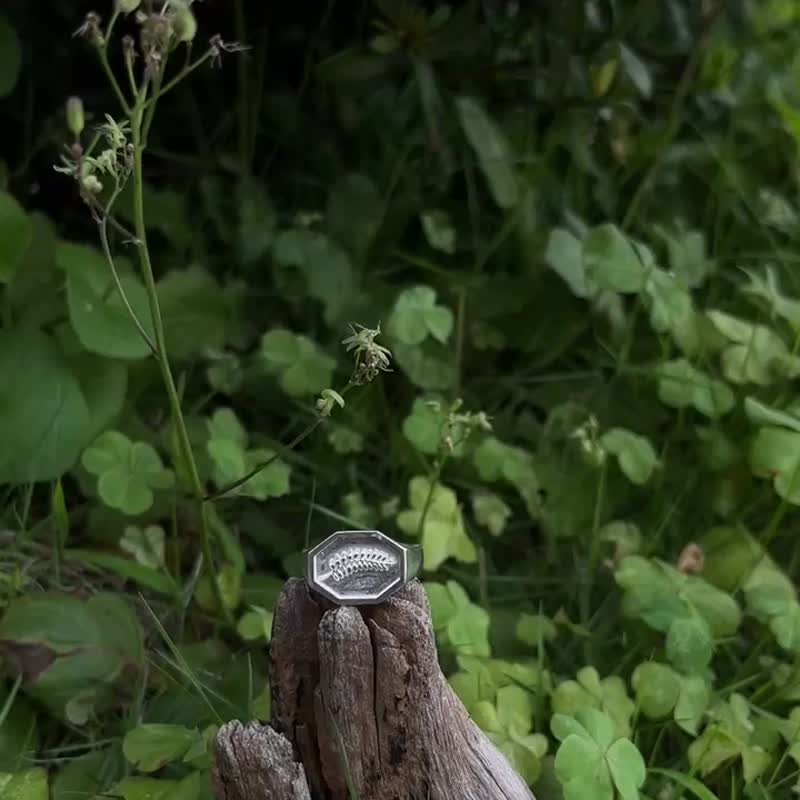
128, 90, 229, 623
141, 51, 213, 109
96, 199, 158, 356
99, 12, 131, 115
204, 417, 325, 501
416, 453, 449, 538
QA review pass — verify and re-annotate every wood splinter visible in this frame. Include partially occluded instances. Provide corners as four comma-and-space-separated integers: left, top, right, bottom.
213, 578, 535, 800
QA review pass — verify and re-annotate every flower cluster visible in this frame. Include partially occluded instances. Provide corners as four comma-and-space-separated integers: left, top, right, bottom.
342, 323, 392, 386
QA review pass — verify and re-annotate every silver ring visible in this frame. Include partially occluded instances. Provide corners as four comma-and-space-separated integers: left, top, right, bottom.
305, 530, 423, 605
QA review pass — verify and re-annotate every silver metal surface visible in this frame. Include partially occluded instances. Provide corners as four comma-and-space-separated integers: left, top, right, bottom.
305, 530, 423, 605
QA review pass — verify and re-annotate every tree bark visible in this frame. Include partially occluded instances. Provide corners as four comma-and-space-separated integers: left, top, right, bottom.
212, 578, 535, 800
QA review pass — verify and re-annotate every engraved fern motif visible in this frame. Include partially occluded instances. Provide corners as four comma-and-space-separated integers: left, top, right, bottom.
328, 547, 397, 582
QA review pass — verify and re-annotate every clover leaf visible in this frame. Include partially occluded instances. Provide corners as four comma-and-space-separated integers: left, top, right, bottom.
82, 431, 173, 516
260, 329, 336, 397
272, 228, 358, 322
236, 606, 274, 642
473, 436, 539, 515
420, 210, 456, 254
516, 613, 557, 647
472, 686, 548, 784
615, 555, 741, 640
552, 708, 646, 800
545, 227, 596, 299
666, 614, 713, 674
206, 408, 290, 500
424, 580, 489, 656
582, 223, 651, 294
122, 724, 202, 772
397, 477, 476, 570
551, 666, 635, 739
655, 359, 735, 417
688, 694, 772, 785
472, 491, 512, 537
120, 525, 165, 569
388, 285, 454, 346
402, 397, 449, 455
751, 426, 800, 505
631, 661, 709, 735
643, 267, 696, 348
600, 428, 659, 485
707, 310, 798, 385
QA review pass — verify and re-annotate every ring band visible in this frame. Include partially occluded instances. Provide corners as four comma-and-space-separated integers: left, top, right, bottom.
305, 530, 423, 605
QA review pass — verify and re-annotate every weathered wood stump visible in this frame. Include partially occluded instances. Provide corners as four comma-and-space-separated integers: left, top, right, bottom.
212, 578, 535, 800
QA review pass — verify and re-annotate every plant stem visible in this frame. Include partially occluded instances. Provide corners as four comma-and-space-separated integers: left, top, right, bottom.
129, 92, 229, 623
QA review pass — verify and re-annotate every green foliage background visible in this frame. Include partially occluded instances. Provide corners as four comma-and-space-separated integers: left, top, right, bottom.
3, 1, 800, 798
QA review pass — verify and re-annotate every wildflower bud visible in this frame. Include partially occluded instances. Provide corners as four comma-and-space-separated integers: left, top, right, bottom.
172, 5, 197, 42
115, 0, 141, 13
66, 97, 85, 137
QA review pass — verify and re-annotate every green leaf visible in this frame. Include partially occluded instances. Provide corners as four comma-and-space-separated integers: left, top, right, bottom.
421, 210, 456, 254
456, 96, 518, 209
666, 615, 713, 674
553, 725, 614, 800
644, 268, 693, 339
57, 242, 155, 360
516, 613, 557, 647
0, 593, 142, 722
260, 329, 336, 396
631, 662, 681, 719
742, 266, 800, 328
326, 173, 381, 260
0, 768, 48, 800
236, 606, 274, 642
472, 437, 539, 516
388, 285, 454, 346
0, 191, 32, 283
545, 227, 595, 298
0, 15, 21, 98
206, 408, 291, 500
745, 397, 800, 433
648, 768, 722, 800
272, 229, 358, 322
402, 397, 447, 455
82, 431, 174, 515
600, 428, 658, 485
237, 178, 276, 264
397, 477, 476, 570
655, 224, 714, 289
472, 491, 512, 537
123, 724, 201, 772
707, 310, 795, 385
656, 359, 735, 417
675, 675, 711, 735
551, 667, 635, 739
65, 549, 177, 595
157, 267, 230, 360
605, 737, 647, 800
751, 427, 800, 504
619, 44, 652, 97
393, 341, 456, 390
0, 685, 38, 773
582, 224, 649, 293
120, 525, 166, 569
0, 328, 91, 483
69, 355, 128, 444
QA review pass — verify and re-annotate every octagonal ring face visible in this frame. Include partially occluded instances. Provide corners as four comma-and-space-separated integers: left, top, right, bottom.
306, 530, 420, 605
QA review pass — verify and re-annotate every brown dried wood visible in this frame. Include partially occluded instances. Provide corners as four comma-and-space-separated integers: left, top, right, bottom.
212, 578, 535, 800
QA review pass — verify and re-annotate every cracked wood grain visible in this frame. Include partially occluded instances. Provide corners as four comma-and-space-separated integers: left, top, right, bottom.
213, 578, 535, 800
